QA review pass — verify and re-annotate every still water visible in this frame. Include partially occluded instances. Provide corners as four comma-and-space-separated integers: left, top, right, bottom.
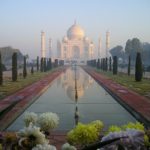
7, 66, 136, 131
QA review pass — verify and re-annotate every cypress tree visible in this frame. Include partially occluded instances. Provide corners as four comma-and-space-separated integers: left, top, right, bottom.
49, 58, 52, 69
23, 56, 27, 78
128, 55, 131, 76
135, 52, 142, 81
44, 58, 47, 72
31, 65, 34, 74
55, 59, 58, 68
97, 59, 100, 69
40, 57, 44, 72
0, 53, 3, 85
113, 56, 118, 75
106, 58, 108, 71
37, 56, 39, 71
109, 57, 112, 71
12, 52, 17, 81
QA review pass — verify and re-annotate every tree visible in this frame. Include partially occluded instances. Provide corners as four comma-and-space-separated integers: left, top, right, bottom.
37, 56, 39, 71
125, 38, 142, 61
23, 56, 27, 78
40, 57, 44, 72
109, 45, 124, 59
106, 58, 108, 71
109, 57, 112, 71
97, 59, 100, 69
31, 65, 34, 74
44, 58, 47, 72
135, 52, 143, 81
113, 56, 118, 75
0, 53, 3, 85
12, 52, 17, 81
128, 55, 131, 76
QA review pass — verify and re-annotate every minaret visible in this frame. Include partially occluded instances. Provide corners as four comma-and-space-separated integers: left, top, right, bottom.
106, 31, 110, 58
98, 36, 101, 58
49, 38, 52, 58
41, 31, 46, 58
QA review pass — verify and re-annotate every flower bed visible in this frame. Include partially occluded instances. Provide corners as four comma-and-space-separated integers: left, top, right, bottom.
0, 111, 149, 150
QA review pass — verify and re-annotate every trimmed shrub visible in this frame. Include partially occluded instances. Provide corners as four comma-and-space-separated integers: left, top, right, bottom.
113, 56, 118, 75
23, 56, 27, 78
128, 55, 131, 76
0, 53, 3, 85
135, 52, 143, 81
12, 52, 17, 81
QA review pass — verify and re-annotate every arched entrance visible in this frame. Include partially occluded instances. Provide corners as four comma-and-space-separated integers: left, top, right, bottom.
72, 46, 80, 59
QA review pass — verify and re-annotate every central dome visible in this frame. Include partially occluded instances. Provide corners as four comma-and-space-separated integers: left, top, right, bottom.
67, 22, 85, 40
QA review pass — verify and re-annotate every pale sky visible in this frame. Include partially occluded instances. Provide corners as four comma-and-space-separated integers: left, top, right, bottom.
0, 0, 150, 58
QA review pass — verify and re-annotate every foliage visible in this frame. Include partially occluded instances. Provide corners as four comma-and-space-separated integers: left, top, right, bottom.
128, 55, 131, 76
23, 56, 27, 78
40, 57, 44, 72
18, 123, 48, 148
67, 121, 104, 145
106, 122, 150, 147
24, 112, 38, 127
0, 46, 23, 65
37, 56, 39, 71
107, 125, 122, 133
89, 120, 104, 132
125, 38, 142, 61
96, 59, 100, 69
109, 45, 124, 59
61, 143, 77, 150
0, 53, 3, 85
12, 52, 18, 81
109, 57, 112, 71
135, 52, 143, 81
32, 143, 56, 150
31, 65, 34, 74
113, 56, 118, 75
38, 112, 59, 132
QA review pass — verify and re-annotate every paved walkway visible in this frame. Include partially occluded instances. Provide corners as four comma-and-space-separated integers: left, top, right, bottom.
0, 67, 67, 130
82, 66, 150, 128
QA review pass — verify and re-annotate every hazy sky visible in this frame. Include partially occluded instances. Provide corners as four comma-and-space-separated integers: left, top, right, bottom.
0, 0, 150, 58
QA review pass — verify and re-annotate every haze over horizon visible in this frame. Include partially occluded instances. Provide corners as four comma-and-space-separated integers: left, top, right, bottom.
0, 0, 150, 59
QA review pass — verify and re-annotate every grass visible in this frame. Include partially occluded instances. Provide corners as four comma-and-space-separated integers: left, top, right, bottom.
95, 68, 150, 99
0, 69, 58, 100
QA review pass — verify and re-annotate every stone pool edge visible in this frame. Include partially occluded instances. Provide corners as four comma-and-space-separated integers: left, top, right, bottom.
82, 66, 150, 128
0, 67, 67, 131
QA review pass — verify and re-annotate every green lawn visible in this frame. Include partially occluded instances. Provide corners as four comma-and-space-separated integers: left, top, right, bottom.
95, 68, 150, 99
0, 69, 57, 100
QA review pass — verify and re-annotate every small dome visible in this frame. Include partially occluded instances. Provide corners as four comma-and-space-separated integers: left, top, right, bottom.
63, 36, 68, 42
67, 22, 85, 40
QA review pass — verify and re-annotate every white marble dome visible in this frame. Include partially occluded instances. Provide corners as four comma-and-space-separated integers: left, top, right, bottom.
67, 23, 85, 40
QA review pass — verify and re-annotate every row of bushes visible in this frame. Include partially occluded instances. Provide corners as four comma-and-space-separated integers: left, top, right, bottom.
0, 52, 64, 85
87, 52, 143, 82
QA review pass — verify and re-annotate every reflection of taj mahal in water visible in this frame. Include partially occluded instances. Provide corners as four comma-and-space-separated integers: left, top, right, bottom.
57, 21, 95, 63
58, 67, 94, 101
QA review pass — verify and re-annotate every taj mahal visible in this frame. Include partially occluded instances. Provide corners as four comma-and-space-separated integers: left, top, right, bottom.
57, 21, 95, 64
41, 22, 110, 63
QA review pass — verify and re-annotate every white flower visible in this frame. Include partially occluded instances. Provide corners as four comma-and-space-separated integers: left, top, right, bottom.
24, 111, 38, 126
61, 143, 77, 150
32, 144, 57, 150
18, 123, 48, 145
38, 112, 59, 132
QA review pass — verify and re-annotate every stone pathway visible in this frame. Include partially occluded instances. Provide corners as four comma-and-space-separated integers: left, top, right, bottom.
82, 66, 150, 128
0, 68, 67, 130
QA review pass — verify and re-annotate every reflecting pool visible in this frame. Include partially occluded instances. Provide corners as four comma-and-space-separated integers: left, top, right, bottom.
7, 66, 136, 131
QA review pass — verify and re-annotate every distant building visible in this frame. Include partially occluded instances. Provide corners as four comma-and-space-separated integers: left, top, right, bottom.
57, 22, 94, 64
